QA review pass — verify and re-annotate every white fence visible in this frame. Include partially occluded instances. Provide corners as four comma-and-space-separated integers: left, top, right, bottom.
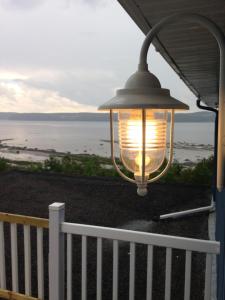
49, 202, 220, 300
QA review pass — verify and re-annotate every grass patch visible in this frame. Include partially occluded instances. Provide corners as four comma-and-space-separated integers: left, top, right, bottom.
0, 154, 215, 186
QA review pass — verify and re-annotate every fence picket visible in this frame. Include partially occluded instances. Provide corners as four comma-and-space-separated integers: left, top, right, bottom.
24, 225, 31, 295
113, 240, 119, 300
10, 223, 18, 292
97, 237, 102, 300
204, 254, 212, 300
0, 222, 6, 289
82, 235, 87, 300
37, 227, 44, 299
129, 242, 136, 300
165, 247, 172, 300
146, 245, 153, 300
67, 233, 72, 300
184, 250, 192, 300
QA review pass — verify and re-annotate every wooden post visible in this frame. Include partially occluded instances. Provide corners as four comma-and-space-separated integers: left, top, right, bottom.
49, 203, 65, 300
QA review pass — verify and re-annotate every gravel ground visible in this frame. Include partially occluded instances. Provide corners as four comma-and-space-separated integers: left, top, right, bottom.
0, 170, 211, 300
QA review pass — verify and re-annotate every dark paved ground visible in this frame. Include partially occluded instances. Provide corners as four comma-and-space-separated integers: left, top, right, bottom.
0, 170, 211, 300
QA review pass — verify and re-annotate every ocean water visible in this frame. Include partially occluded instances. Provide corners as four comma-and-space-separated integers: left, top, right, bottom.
0, 120, 214, 162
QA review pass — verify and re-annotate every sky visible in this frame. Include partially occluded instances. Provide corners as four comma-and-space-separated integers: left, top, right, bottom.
0, 0, 198, 113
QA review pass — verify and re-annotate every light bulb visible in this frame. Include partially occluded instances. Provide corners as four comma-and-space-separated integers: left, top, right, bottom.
119, 109, 168, 183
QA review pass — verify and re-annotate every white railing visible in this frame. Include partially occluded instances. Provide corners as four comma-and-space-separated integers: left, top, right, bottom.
49, 202, 220, 300
0, 212, 49, 300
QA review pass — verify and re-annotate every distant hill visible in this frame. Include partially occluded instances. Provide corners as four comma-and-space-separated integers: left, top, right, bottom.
0, 111, 215, 122
174, 111, 215, 122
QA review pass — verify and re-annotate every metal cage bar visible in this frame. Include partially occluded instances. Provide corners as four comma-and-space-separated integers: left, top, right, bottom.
148, 110, 174, 183
142, 109, 146, 183
110, 110, 135, 183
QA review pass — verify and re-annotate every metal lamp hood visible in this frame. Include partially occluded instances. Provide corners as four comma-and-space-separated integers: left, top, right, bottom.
98, 69, 189, 111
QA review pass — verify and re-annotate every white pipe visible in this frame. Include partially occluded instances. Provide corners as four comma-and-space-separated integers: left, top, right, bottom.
160, 202, 215, 220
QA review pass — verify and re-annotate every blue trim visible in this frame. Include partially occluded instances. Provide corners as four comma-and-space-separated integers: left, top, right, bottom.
216, 188, 225, 300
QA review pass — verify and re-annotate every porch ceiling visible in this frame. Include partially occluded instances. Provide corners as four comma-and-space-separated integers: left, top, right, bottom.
118, 0, 225, 107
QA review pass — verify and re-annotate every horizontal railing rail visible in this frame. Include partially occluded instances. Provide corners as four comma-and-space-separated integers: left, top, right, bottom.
0, 212, 49, 228
0, 212, 49, 300
0, 288, 41, 300
61, 222, 220, 254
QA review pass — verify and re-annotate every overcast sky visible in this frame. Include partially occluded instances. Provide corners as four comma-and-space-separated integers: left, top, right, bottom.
0, 0, 198, 113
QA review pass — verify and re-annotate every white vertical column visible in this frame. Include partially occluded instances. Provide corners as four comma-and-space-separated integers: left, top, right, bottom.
165, 247, 172, 300
129, 242, 136, 300
81, 235, 87, 300
67, 233, 72, 300
49, 202, 65, 300
96, 237, 102, 300
37, 227, 44, 299
11, 223, 18, 292
146, 245, 153, 300
204, 254, 212, 300
24, 225, 31, 295
184, 250, 192, 300
112, 240, 119, 300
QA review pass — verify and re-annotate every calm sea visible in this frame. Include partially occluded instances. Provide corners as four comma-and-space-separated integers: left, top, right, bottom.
0, 120, 214, 163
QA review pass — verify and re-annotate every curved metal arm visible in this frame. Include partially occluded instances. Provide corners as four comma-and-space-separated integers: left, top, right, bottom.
138, 13, 225, 191
148, 110, 174, 183
139, 13, 225, 70
110, 110, 135, 184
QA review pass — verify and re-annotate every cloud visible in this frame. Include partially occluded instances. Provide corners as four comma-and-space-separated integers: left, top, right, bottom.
12, 68, 118, 107
0, 0, 45, 10
0, 81, 97, 113
68, 0, 106, 8
0, 0, 196, 113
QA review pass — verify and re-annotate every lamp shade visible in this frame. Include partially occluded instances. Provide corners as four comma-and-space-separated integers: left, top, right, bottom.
98, 70, 189, 111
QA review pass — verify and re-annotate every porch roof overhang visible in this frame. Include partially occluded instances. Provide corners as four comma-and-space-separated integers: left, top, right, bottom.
118, 0, 225, 107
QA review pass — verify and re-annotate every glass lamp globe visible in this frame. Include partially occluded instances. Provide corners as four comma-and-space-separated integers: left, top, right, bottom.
119, 109, 167, 194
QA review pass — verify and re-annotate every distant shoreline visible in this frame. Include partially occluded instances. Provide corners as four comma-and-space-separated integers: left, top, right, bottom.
0, 140, 214, 155
0, 111, 216, 122
0, 140, 213, 168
